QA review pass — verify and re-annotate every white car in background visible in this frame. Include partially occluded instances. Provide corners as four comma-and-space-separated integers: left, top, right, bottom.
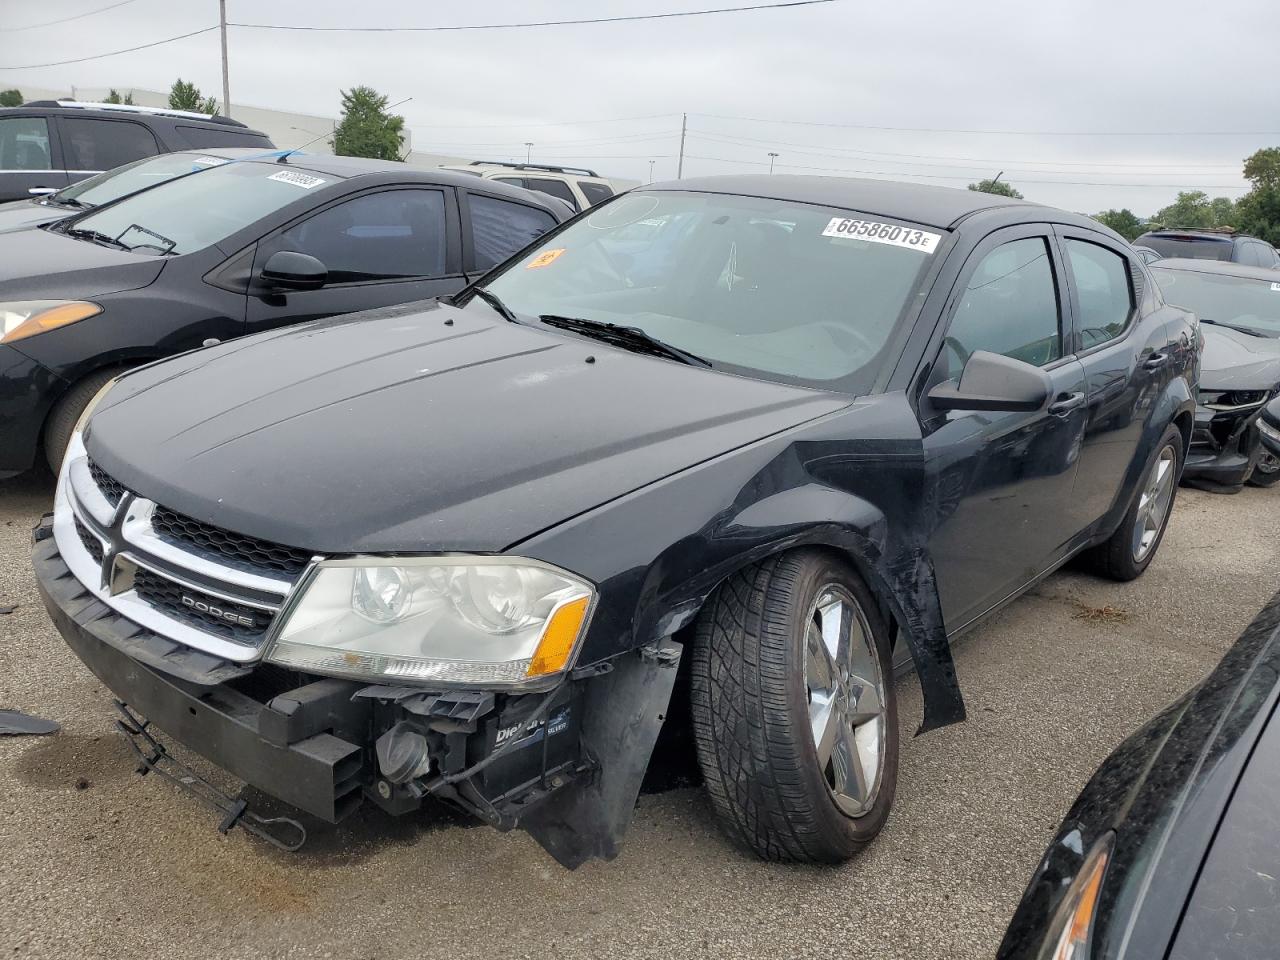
441, 161, 619, 211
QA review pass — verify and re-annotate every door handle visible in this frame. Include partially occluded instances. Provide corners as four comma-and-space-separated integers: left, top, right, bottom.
1143, 352, 1168, 371
1048, 392, 1086, 416
27, 187, 57, 196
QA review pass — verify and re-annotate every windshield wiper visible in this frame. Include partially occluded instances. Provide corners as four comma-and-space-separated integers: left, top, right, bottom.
64, 227, 130, 251
1200, 317, 1270, 338
539, 314, 712, 367
52, 197, 87, 210
468, 286, 522, 324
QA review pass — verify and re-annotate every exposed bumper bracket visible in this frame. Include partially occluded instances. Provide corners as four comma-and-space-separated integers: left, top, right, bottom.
113, 700, 308, 852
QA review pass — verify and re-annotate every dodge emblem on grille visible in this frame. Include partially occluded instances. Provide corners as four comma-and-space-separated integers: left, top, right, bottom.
181, 594, 256, 628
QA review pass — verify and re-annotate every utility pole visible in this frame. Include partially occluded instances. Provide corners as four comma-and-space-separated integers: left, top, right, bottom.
676, 112, 687, 178
648, 159, 656, 182
525, 141, 533, 163
219, 0, 231, 118
768, 151, 779, 173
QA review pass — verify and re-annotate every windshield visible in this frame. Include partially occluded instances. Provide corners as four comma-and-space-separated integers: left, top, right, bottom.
1140, 235, 1234, 261
1153, 267, 1280, 334
55, 152, 231, 209
64, 161, 333, 255
479, 191, 942, 391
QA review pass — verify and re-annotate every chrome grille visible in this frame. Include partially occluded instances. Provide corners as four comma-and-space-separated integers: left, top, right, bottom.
87, 458, 125, 506
132, 567, 271, 645
151, 505, 311, 576
52, 438, 315, 664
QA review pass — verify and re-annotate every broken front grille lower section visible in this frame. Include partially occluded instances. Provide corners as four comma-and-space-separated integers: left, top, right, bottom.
53, 448, 316, 664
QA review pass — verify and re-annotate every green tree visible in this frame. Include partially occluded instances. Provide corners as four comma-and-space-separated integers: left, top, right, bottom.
1235, 147, 1280, 246
967, 178, 1023, 199
0, 89, 22, 108
1093, 208, 1145, 241
1150, 190, 1237, 230
168, 79, 217, 115
103, 89, 135, 105
332, 86, 405, 161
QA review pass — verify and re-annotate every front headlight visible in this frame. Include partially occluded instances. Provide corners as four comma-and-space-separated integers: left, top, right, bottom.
265, 556, 595, 687
1044, 832, 1113, 960
0, 300, 102, 344
1259, 417, 1280, 443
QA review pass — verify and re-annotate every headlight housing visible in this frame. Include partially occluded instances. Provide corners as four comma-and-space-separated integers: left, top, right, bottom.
1044, 832, 1113, 960
0, 300, 101, 345
265, 556, 595, 688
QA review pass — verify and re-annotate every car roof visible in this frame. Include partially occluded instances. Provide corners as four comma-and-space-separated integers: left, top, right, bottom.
1150, 257, 1280, 282
639, 174, 1048, 229
2, 102, 262, 133
219, 156, 569, 214
1139, 229, 1242, 242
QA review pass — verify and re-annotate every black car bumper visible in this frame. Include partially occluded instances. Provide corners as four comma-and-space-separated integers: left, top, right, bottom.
0, 343, 64, 477
1182, 404, 1262, 489
33, 523, 368, 822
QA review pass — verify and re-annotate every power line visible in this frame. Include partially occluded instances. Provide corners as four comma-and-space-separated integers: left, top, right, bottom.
0, 25, 217, 69
0, 0, 141, 32
229, 0, 841, 33
685, 132, 1243, 178
692, 111, 1280, 138
406, 113, 681, 130
682, 154, 1249, 189
689, 128, 1243, 170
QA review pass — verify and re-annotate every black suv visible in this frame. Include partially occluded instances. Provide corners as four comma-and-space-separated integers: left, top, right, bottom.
0, 100, 274, 202
1135, 227, 1280, 268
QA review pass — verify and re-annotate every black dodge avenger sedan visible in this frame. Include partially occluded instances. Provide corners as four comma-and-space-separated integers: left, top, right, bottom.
0, 153, 569, 477
33, 176, 1198, 867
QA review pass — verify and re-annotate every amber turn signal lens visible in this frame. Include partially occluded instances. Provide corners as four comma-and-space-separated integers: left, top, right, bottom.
1050, 834, 1113, 960
526, 596, 591, 677
0, 301, 102, 344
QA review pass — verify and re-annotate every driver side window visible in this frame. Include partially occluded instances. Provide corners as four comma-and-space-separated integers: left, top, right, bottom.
942, 236, 1061, 379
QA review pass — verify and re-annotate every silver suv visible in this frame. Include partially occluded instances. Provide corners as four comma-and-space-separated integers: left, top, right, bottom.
441, 161, 617, 212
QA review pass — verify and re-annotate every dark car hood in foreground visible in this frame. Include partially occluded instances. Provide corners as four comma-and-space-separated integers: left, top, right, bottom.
0, 224, 164, 300
998, 591, 1280, 960
1200, 324, 1280, 388
87, 301, 851, 553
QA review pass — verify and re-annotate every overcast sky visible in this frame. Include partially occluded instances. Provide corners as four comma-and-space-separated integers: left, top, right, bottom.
5, 0, 1277, 215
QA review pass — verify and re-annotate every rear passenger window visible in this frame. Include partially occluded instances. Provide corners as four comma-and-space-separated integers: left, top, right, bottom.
265, 189, 448, 283
578, 181, 615, 206
61, 118, 159, 170
523, 177, 579, 210
0, 117, 52, 170
944, 236, 1061, 376
469, 194, 557, 270
1064, 239, 1134, 350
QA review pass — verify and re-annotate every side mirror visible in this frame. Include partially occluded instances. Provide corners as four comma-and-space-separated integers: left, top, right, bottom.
261, 250, 327, 291
927, 350, 1051, 413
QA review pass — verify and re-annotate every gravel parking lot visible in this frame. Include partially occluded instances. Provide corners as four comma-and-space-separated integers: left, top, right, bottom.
2, 470, 1277, 960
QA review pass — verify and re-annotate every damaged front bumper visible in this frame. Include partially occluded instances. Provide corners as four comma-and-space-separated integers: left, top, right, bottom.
32, 517, 680, 867
1183, 392, 1270, 490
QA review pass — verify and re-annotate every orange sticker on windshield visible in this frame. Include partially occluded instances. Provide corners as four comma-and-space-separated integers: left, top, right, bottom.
527, 248, 566, 269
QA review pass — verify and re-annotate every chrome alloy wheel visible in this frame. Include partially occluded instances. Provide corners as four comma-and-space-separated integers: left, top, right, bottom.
1132, 443, 1177, 563
804, 585, 887, 818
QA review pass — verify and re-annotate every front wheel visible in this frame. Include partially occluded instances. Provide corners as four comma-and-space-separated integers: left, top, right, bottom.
689, 550, 898, 863
1087, 423, 1183, 581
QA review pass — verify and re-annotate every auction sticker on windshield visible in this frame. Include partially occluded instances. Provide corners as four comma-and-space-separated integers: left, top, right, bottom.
191, 156, 228, 167
267, 170, 327, 189
527, 248, 566, 269
822, 217, 941, 253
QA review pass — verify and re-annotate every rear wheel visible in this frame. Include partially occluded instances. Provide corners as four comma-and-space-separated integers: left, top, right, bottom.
1248, 450, 1280, 488
1088, 423, 1182, 581
42, 367, 129, 473
689, 550, 898, 862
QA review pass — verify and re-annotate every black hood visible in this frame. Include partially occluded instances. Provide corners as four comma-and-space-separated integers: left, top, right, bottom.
87, 301, 851, 553
1200, 324, 1280, 390
0, 225, 164, 299
0, 199, 64, 235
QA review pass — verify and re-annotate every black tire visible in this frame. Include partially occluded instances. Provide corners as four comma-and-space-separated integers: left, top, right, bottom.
689, 549, 898, 863
1248, 450, 1280, 487
42, 368, 127, 473
1087, 423, 1183, 581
